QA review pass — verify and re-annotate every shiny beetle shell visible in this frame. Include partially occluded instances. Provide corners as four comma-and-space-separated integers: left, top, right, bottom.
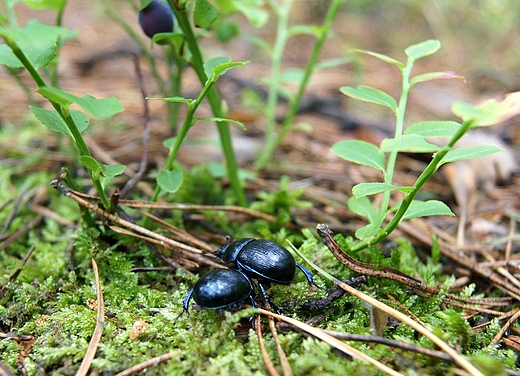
191, 269, 253, 310
217, 239, 297, 284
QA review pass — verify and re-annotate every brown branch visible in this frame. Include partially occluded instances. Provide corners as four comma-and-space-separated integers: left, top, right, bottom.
114, 350, 180, 376
76, 258, 105, 376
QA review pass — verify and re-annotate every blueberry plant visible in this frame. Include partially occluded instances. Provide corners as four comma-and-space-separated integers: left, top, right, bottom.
0, 0, 517, 249
330, 40, 520, 252
0, 2, 125, 213
2, 0, 520, 375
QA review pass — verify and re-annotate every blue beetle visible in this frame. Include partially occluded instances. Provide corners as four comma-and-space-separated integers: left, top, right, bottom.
183, 269, 255, 311
216, 238, 316, 286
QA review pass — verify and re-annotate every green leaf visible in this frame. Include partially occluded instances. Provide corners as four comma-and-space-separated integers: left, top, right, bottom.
79, 156, 125, 179
157, 169, 184, 193
30, 107, 89, 136
148, 96, 194, 104
380, 135, 441, 153
0, 20, 67, 68
79, 156, 103, 177
404, 121, 461, 138
410, 71, 465, 87
451, 92, 520, 126
354, 49, 404, 69
348, 196, 378, 224
163, 137, 177, 150
103, 164, 126, 177
440, 145, 504, 164
23, 0, 66, 10
340, 85, 397, 112
194, 0, 219, 28
139, 0, 153, 9
352, 182, 413, 199
208, 162, 227, 178
404, 40, 441, 62
402, 200, 454, 220
204, 56, 231, 79
203, 57, 249, 82
355, 224, 379, 240
98, 164, 125, 190
37, 87, 124, 119
196, 117, 246, 130
152, 33, 184, 49
331, 140, 386, 172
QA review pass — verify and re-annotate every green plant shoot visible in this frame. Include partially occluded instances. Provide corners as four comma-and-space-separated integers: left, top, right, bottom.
331, 40, 516, 251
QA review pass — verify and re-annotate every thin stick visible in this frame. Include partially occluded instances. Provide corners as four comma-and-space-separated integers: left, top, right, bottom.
51, 180, 222, 269
67, 190, 277, 222
258, 309, 404, 376
489, 308, 520, 346
307, 226, 485, 376
255, 315, 280, 376
317, 224, 509, 306
76, 258, 105, 376
0, 246, 35, 298
114, 350, 180, 376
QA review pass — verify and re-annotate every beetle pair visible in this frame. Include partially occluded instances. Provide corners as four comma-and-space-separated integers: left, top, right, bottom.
183, 238, 316, 312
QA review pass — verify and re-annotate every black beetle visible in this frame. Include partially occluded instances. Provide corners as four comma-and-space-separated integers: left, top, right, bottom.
138, 0, 174, 39
216, 238, 316, 286
183, 269, 255, 311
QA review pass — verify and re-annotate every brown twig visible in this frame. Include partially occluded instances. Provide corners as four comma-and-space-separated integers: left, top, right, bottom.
67, 189, 277, 222
258, 308, 404, 376
302, 263, 484, 376
0, 215, 43, 252
0, 246, 35, 298
135, 208, 214, 251
51, 179, 222, 269
76, 258, 104, 376
0, 361, 15, 376
316, 224, 509, 307
489, 308, 520, 346
113, 350, 180, 376
255, 315, 280, 376
278, 321, 455, 363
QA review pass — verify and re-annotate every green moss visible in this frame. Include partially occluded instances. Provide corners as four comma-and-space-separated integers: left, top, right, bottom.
1, 150, 518, 375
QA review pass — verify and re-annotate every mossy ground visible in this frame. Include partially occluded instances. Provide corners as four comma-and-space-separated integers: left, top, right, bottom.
2, 1, 520, 375
1, 156, 518, 375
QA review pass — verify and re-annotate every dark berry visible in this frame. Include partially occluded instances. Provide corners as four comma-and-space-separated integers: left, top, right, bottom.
138, 0, 174, 39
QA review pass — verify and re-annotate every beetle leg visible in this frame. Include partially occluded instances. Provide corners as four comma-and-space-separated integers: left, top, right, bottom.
257, 282, 283, 313
296, 263, 323, 289
174, 288, 194, 324
182, 288, 194, 311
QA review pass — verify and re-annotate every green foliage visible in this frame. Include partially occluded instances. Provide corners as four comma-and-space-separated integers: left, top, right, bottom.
331, 40, 519, 253
1, 2, 519, 375
0, 20, 67, 69
251, 175, 312, 225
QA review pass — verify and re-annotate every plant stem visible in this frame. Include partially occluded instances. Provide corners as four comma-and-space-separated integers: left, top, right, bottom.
2, 34, 112, 210
165, 45, 184, 132
152, 79, 217, 204
374, 59, 413, 228
171, 2, 247, 206
255, 0, 344, 170
351, 119, 474, 252
254, 0, 291, 170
